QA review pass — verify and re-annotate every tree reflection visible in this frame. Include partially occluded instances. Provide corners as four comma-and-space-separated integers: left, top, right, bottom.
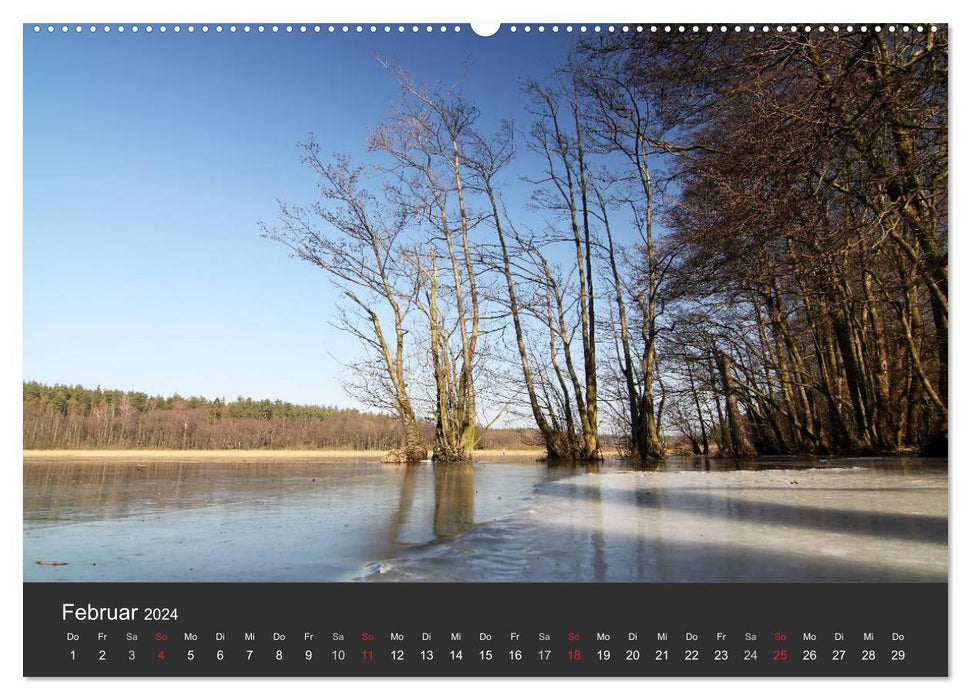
433, 463, 475, 537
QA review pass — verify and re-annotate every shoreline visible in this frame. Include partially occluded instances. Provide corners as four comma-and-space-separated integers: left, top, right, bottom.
22, 448, 550, 463
22, 448, 940, 464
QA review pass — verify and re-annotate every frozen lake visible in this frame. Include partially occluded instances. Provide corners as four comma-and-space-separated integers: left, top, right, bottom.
24, 456, 946, 583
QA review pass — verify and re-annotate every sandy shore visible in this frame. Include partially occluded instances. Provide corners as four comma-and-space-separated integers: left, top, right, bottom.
22, 447, 548, 463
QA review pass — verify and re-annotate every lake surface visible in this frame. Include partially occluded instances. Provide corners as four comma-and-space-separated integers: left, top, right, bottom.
23, 456, 947, 583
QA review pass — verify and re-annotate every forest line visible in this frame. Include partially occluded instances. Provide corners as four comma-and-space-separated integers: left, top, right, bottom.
22, 381, 535, 451
263, 29, 947, 462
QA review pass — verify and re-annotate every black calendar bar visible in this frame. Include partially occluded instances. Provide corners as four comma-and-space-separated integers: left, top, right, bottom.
24, 582, 947, 677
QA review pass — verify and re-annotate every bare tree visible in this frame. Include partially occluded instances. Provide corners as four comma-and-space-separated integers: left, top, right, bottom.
369, 58, 483, 461
627, 28, 947, 455
261, 144, 427, 461
258, 30, 946, 463
523, 72, 602, 460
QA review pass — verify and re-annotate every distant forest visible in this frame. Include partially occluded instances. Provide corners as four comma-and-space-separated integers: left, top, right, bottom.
22, 382, 535, 451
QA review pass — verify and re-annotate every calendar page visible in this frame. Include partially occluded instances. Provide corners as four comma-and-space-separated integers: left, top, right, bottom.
21, 17, 948, 678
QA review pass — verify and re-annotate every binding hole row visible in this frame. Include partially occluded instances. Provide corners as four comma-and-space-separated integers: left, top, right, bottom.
32, 24, 939, 35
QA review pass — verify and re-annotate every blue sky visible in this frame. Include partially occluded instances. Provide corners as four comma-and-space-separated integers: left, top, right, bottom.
23, 25, 573, 406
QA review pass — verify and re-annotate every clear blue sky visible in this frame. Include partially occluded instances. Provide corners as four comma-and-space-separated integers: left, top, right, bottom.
23, 25, 572, 407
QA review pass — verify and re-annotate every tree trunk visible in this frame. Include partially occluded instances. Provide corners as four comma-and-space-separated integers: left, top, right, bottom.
716, 350, 756, 458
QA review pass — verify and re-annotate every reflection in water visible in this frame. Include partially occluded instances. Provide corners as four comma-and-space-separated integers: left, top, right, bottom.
588, 477, 606, 581
629, 459, 666, 473
386, 465, 421, 547
23, 459, 555, 582
384, 464, 478, 542
367, 464, 947, 583
24, 456, 946, 582
433, 464, 475, 537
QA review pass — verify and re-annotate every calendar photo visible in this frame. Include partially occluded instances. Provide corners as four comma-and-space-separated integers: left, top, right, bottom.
24, 22, 947, 593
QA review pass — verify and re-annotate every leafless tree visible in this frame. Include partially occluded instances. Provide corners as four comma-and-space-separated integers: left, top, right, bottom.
261, 144, 427, 460
369, 58, 484, 461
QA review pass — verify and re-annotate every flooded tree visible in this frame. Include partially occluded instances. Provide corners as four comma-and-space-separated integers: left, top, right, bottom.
261, 147, 428, 461
521, 75, 603, 461
623, 27, 948, 455
574, 46, 680, 461
369, 59, 484, 462
263, 30, 946, 461
465, 123, 576, 460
